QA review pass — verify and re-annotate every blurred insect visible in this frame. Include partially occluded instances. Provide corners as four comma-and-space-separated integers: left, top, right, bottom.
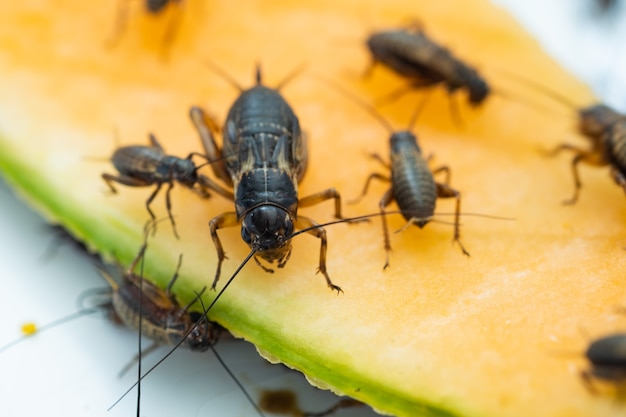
39, 224, 99, 264
580, 332, 626, 394
503, 72, 626, 204
320, 78, 468, 269
552, 112, 626, 205
191, 64, 355, 293
591, 0, 621, 15
102, 132, 218, 238
365, 23, 490, 107
106, 0, 185, 52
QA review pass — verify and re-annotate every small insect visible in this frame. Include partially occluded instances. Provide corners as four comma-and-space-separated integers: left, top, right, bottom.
580, 333, 626, 394
191, 64, 354, 293
98, 245, 223, 362
552, 112, 626, 205
365, 24, 490, 107
504, 73, 626, 204
102, 132, 217, 238
322, 79, 468, 269
106, 0, 185, 52
106, 223, 266, 417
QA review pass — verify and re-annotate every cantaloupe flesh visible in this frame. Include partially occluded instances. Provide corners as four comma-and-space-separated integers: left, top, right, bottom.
0, 1, 625, 416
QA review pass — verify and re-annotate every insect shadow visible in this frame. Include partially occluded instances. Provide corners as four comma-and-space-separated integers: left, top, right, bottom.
364, 21, 490, 123
318, 76, 469, 269
259, 388, 365, 417
190, 62, 362, 293
502, 71, 626, 205
100, 131, 222, 239
37, 224, 100, 264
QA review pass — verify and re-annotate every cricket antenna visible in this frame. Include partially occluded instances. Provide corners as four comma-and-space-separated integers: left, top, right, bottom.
0, 307, 105, 354
496, 69, 581, 110
135, 227, 147, 417
205, 249, 257, 313
407, 92, 431, 131
205, 59, 244, 92
255, 62, 262, 85
285, 210, 514, 242
210, 345, 267, 417
275, 62, 308, 91
317, 74, 432, 135
188, 150, 232, 172
132, 216, 163, 417
315, 75, 395, 134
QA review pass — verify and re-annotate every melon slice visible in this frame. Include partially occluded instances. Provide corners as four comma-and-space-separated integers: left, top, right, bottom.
0, 1, 625, 417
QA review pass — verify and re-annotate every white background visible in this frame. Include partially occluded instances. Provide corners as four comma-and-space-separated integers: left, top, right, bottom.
0, 1, 625, 416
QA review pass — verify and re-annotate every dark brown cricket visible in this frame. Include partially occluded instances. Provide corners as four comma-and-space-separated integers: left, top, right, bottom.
366, 26, 490, 106
190, 65, 355, 293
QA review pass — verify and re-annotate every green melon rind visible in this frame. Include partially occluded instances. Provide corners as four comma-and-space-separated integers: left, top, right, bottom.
0, 131, 469, 417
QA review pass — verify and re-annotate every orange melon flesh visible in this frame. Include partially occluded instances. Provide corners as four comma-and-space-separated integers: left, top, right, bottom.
0, 1, 624, 416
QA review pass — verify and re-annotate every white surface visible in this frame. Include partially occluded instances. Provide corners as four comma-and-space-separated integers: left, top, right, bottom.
1, 2, 625, 417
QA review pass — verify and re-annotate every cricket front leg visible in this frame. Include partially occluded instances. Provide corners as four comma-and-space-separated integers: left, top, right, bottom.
563, 152, 602, 205
101, 173, 150, 194
208, 212, 239, 290
431, 165, 451, 186
144, 183, 164, 235
300, 187, 365, 223
189, 106, 232, 185
197, 174, 235, 201
378, 188, 394, 270
436, 183, 469, 256
611, 166, 626, 197
164, 181, 180, 239
299, 188, 345, 219
295, 216, 342, 293
349, 170, 389, 204
542, 143, 598, 205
